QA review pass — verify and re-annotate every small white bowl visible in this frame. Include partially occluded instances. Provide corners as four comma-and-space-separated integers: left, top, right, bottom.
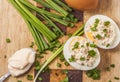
84, 15, 120, 49
63, 36, 100, 70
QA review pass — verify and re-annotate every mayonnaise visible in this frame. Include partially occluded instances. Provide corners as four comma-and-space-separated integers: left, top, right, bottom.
8, 48, 36, 76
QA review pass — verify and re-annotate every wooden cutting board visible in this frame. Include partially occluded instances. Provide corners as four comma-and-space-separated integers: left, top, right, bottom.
0, 0, 120, 82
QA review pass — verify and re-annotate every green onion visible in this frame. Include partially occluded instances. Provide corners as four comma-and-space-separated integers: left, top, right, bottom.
110, 64, 115, 68
104, 21, 110, 26
88, 50, 96, 57
95, 18, 99, 24
103, 29, 107, 33
60, 77, 69, 82
91, 26, 97, 31
34, 25, 84, 82
96, 34, 102, 39
45, 0, 68, 17
27, 75, 33, 81
106, 67, 110, 71
17, 80, 22, 82
90, 44, 97, 48
57, 63, 62, 67
53, 0, 72, 12
68, 55, 75, 62
72, 42, 79, 50
80, 57, 85, 61
6, 38, 11, 43
38, 77, 43, 81
106, 44, 110, 47
86, 68, 101, 80
114, 77, 120, 80
64, 61, 69, 66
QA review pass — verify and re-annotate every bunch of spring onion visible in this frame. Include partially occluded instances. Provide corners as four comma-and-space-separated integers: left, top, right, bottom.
9, 0, 78, 53
34, 25, 84, 82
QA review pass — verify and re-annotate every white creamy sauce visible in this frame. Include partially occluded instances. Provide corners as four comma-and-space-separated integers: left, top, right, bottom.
85, 15, 120, 49
63, 36, 100, 70
8, 48, 36, 76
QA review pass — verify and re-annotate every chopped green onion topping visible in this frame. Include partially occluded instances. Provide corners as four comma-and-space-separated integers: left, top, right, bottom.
96, 34, 102, 39
81, 45, 84, 47
90, 44, 97, 48
62, 70, 68, 74
86, 68, 101, 80
27, 75, 33, 81
17, 80, 22, 82
114, 77, 120, 80
61, 77, 69, 82
103, 29, 107, 33
86, 42, 90, 46
106, 67, 110, 71
88, 50, 96, 57
110, 64, 115, 68
108, 80, 112, 82
72, 42, 79, 50
104, 21, 110, 26
91, 27, 97, 31
59, 54, 65, 62
29, 42, 34, 48
106, 44, 110, 47
68, 55, 75, 62
95, 18, 100, 24
57, 63, 61, 67
38, 77, 43, 81
80, 57, 85, 61
6, 38, 11, 43
64, 61, 69, 66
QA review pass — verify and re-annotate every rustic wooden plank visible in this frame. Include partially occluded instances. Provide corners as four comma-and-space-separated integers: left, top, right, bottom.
0, 0, 35, 82
83, 0, 120, 82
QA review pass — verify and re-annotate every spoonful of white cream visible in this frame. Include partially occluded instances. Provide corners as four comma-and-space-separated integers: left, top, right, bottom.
0, 48, 36, 82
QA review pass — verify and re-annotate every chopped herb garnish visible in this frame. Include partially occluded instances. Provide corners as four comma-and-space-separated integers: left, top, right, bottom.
64, 61, 69, 66
103, 29, 107, 33
29, 42, 34, 48
106, 67, 110, 71
90, 44, 97, 48
35, 61, 40, 70
114, 77, 120, 80
68, 55, 75, 62
96, 34, 102, 39
95, 18, 100, 24
88, 50, 96, 57
6, 38, 11, 43
57, 63, 61, 67
104, 34, 107, 37
62, 70, 68, 74
38, 77, 43, 81
72, 42, 79, 50
110, 64, 115, 68
106, 44, 110, 47
59, 54, 65, 62
61, 77, 69, 82
68, 33, 72, 37
86, 68, 101, 80
104, 21, 110, 26
80, 57, 85, 61
81, 45, 84, 47
91, 27, 97, 31
86, 42, 89, 46
17, 80, 22, 82
108, 80, 112, 82
27, 75, 33, 81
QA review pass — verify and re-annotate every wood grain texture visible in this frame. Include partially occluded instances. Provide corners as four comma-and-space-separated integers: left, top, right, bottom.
0, 0, 35, 82
83, 0, 120, 82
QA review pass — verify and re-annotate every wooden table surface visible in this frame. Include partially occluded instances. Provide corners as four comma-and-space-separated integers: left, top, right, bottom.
0, 0, 120, 82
